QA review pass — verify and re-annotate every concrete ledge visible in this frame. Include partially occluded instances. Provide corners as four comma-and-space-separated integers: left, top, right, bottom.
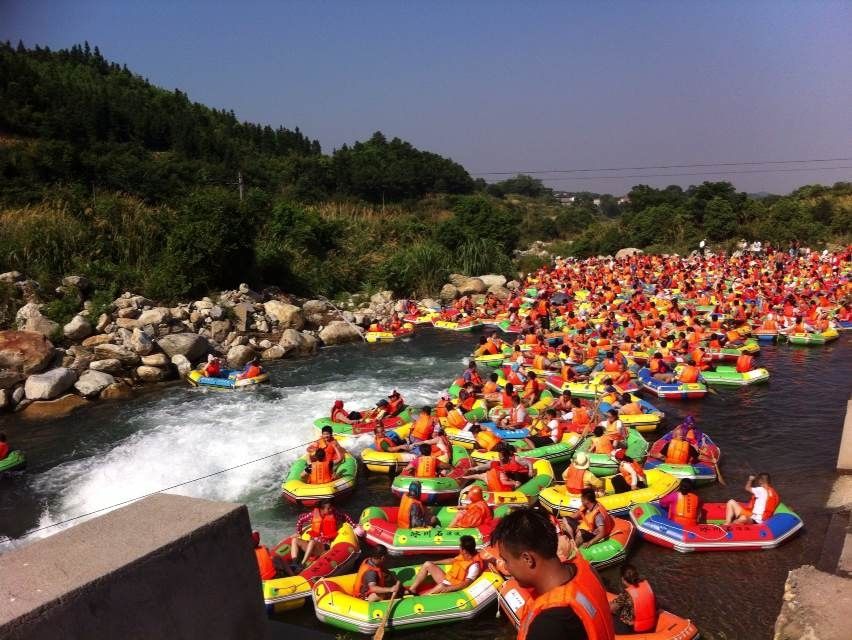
774, 565, 852, 640
837, 399, 852, 471
0, 494, 267, 639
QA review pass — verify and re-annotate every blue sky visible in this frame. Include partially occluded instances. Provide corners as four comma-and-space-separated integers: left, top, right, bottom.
3, 1, 851, 195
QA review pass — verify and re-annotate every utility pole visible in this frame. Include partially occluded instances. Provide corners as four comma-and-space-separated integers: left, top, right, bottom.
237, 171, 244, 202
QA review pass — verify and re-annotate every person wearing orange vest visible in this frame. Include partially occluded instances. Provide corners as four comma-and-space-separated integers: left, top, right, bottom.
402, 443, 452, 478
569, 398, 592, 435
409, 406, 437, 444
386, 389, 405, 416
402, 535, 483, 596
653, 433, 698, 465
398, 481, 439, 528
522, 371, 543, 406
302, 448, 336, 485
372, 424, 413, 455
492, 507, 615, 640
588, 426, 617, 455
468, 424, 503, 452
609, 564, 658, 634
330, 399, 356, 424
574, 489, 615, 549
290, 500, 357, 566
462, 458, 521, 492
609, 450, 646, 493
659, 479, 701, 526
354, 544, 400, 602
462, 360, 484, 389
449, 486, 493, 528
237, 358, 263, 380
252, 531, 291, 580
724, 472, 781, 525
306, 425, 345, 465
562, 452, 604, 495
616, 393, 643, 416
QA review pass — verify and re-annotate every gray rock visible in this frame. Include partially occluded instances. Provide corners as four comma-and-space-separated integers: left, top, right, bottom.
157, 333, 209, 363
115, 317, 140, 330
61, 275, 90, 290
93, 343, 140, 367
319, 321, 363, 345
129, 328, 154, 355
615, 247, 643, 260
440, 283, 459, 303
136, 365, 168, 382
226, 344, 256, 368
193, 299, 214, 311
12, 385, 25, 405
370, 291, 393, 305
170, 306, 188, 321
506, 280, 521, 290
456, 277, 487, 296
140, 353, 169, 367
263, 301, 303, 330
278, 329, 304, 354
209, 305, 224, 320
420, 298, 440, 310
136, 307, 170, 326
258, 339, 272, 350
210, 319, 232, 342
171, 354, 192, 377
89, 358, 124, 374
232, 302, 254, 332
0, 370, 25, 390
261, 345, 286, 360
16, 302, 60, 337
24, 367, 77, 400
255, 319, 269, 333
81, 333, 114, 348
300, 332, 319, 355
479, 274, 507, 288
62, 315, 93, 341
74, 370, 115, 398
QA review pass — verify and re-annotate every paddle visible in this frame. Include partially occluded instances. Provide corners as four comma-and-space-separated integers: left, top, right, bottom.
374, 588, 401, 640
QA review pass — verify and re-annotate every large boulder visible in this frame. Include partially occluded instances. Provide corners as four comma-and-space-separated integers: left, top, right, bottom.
0, 330, 55, 374
210, 319, 232, 342
89, 358, 125, 374
136, 307, 171, 326
302, 300, 339, 327
261, 345, 286, 360
370, 291, 393, 306
156, 333, 209, 363
488, 284, 511, 301
506, 280, 521, 290
129, 328, 154, 355
19, 393, 88, 420
439, 284, 459, 303
100, 380, 133, 401
456, 277, 487, 296
24, 367, 77, 400
419, 298, 440, 310
319, 321, 362, 345
93, 343, 140, 367
478, 274, 507, 289
136, 365, 168, 382
74, 370, 116, 398
63, 315, 93, 341
171, 354, 192, 377
615, 247, 643, 259
0, 370, 25, 389
279, 329, 305, 355
226, 344, 256, 368
263, 301, 304, 330
448, 273, 467, 288
15, 302, 60, 337
300, 332, 319, 356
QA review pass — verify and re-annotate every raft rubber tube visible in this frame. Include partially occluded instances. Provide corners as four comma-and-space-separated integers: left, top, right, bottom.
698, 364, 770, 386
0, 450, 26, 474
459, 459, 555, 508
186, 368, 270, 389
638, 368, 708, 400
389, 445, 472, 504
573, 428, 650, 477
597, 396, 664, 433
470, 432, 585, 465
281, 453, 358, 507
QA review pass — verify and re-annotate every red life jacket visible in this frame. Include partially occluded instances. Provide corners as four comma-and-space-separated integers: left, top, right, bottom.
746, 484, 780, 521
736, 355, 753, 373
310, 508, 339, 540
486, 467, 512, 492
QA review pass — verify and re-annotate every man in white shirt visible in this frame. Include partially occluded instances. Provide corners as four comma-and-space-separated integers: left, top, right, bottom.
724, 473, 779, 524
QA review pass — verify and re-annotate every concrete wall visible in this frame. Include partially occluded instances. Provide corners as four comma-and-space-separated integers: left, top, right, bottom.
0, 494, 268, 640
837, 399, 852, 471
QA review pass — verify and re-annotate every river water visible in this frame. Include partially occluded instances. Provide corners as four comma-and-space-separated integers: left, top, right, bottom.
1, 329, 850, 639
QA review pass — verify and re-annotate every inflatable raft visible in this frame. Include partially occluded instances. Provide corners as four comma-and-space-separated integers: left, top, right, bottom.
538, 468, 679, 517
0, 450, 26, 474
186, 368, 269, 389
365, 324, 415, 343
312, 563, 504, 634
360, 434, 415, 474
629, 501, 804, 552
358, 504, 508, 555
470, 432, 585, 465
786, 328, 839, 345
699, 364, 770, 386
643, 458, 716, 484
638, 368, 708, 400
458, 459, 555, 508
597, 395, 665, 433
262, 523, 360, 613
281, 453, 359, 506
574, 428, 650, 476
432, 318, 481, 331
313, 409, 412, 447
389, 446, 472, 504
499, 575, 699, 640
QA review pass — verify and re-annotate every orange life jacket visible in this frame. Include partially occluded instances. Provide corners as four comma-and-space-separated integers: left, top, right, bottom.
353, 559, 385, 597
486, 467, 513, 492
411, 414, 434, 440
255, 546, 277, 580
387, 397, 404, 415
455, 501, 492, 528
415, 455, 437, 478
447, 408, 467, 428
459, 393, 476, 412
482, 380, 498, 394
397, 494, 421, 529
594, 434, 615, 454
565, 465, 587, 494
571, 407, 590, 429
746, 484, 780, 520
620, 461, 646, 485
475, 430, 501, 452
735, 355, 753, 373
435, 399, 449, 418
626, 580, 658, 633
671, 492, 699, 526
310, 459, 333, 484
374, 435, 395, 451
516, 557, 614, 640
310, 508, 339, 539
603, 359, 621, 372
678, 365, 699, 383
579, 502, 614, 538
445, 553, 482, 585
665, 438, 691, 465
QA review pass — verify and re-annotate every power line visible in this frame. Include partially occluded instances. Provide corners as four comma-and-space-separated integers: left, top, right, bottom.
470, 156, 852, 176
540, 165, 852, 182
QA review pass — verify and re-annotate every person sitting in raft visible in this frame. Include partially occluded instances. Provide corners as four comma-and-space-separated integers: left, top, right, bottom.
0, 432, 10, 461
409, 405, 437, 445
600, 409, 627, 448
330, 399, 357, 424
491, 507, 614, 639
588, 426, 618, 455
202, 355, 223, 378
609, 564, 658, 634
550, 390, 574, 419
402, 443, 453, 478
386, 389, 405, 416
467, 423, 503, 452
416, 424, 452, 462
474, 335, 500, 357
372, 424, 413, 457
402, 534, 483, 596
449, 486, 493, 528
462, 459, 522, 492
521, 371, 543, 406
562, 452, 604, 496
616, 392, 644, 416
659, 478, 701, 526
651, 430, 698, 466
302, 448, 337, 485
572, 489, 615, 549
252, 530, 292, 580
398, 481, 439, 527
499, 393, 530, 431
610, 450, 647, 493
724, 473, 780, 525
291, 500, 358, 566
354, 544, 401, 602
462, 360, 484, 391
648, 351, 674, 382
236, 358, 263, 380
457, 382, 478, 413
528, 408, 561, 447
481, 372, 501, 403
307, 425, 345, 465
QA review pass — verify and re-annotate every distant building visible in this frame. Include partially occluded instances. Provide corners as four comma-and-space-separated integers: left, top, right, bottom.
618, 196, 630, 205
553, 190, 577, 206
592, 198, 601, 207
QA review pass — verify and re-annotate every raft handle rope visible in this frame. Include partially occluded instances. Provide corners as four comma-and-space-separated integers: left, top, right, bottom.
0, 438, 320, 544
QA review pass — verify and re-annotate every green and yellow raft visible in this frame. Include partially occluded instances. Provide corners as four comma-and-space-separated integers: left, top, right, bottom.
786, 328, 839, 345
573, 428, 650, 476
699, 365, 770, 386
281, 453, 359, 507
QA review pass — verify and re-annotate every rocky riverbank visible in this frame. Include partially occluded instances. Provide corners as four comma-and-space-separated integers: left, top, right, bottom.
0, 270, 514, 420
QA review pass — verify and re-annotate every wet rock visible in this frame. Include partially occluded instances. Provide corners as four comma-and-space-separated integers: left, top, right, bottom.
300, 332, 319, 355
94, 343, 140, 367
136, 365, 168, 382
75, 370, 115, 398
24, 367, 77, 400
0, 330, 55, 374
156, 333, 209, 363
140, 353, 169, 367
440, 284, 459, 303
19, 393, 88, 420
171, 354, 192, 377
263, 301, 303, 330
319, 321, 362, 345
100, 380, 133, 400
63, 315, 93, 341
279, 329, 305, 355
227, 344, 256, 368
89, 358, 124, 375
478, 274, 507, 288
